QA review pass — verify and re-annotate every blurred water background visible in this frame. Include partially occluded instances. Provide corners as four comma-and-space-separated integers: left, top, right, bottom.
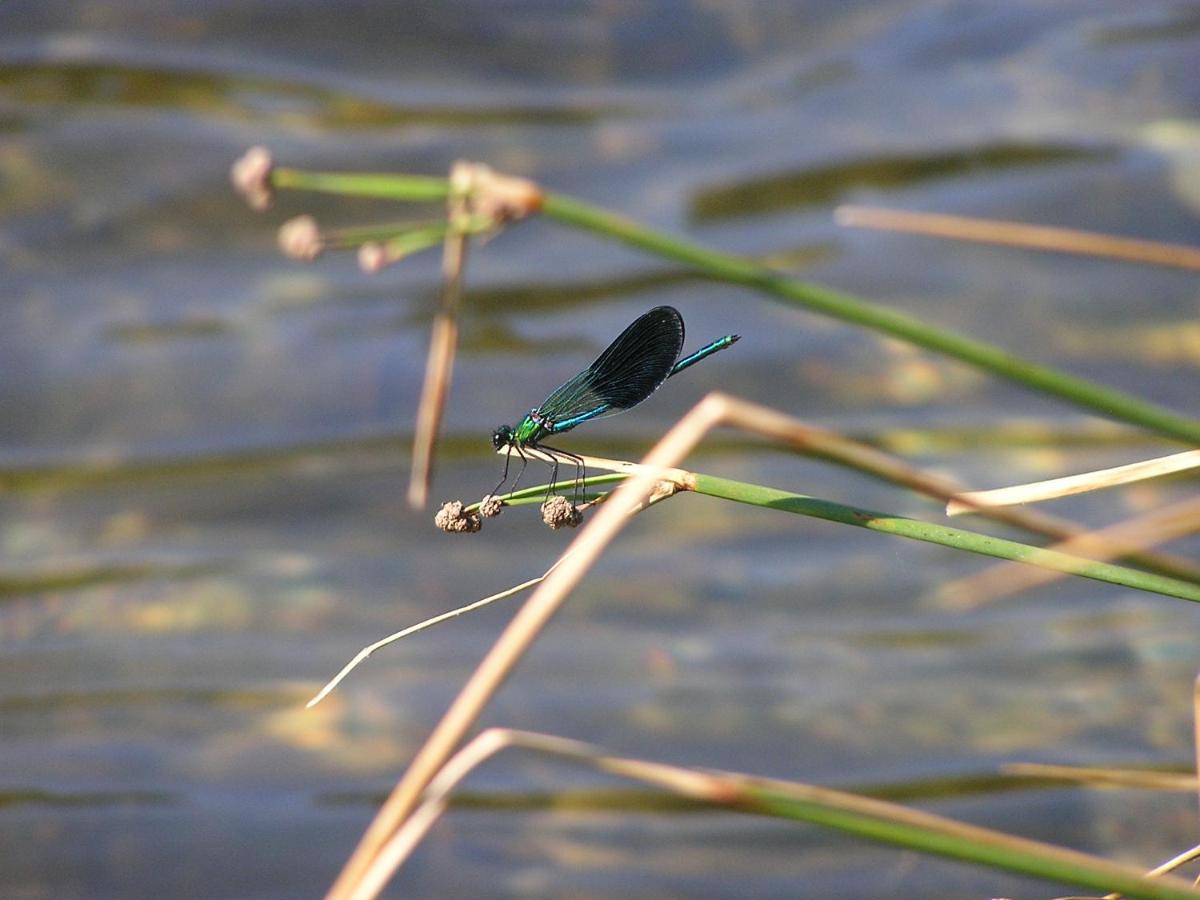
3, 2, 1200, 896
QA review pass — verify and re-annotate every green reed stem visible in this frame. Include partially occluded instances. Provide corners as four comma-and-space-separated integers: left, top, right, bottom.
478, 468, 1200, 602
689, 472, 1200, 602
541, 193, 1200, 445
322, 219, 448, 249
273, 168, 450, 202
739, 781, 1200, 900
272, 166, 1200, 446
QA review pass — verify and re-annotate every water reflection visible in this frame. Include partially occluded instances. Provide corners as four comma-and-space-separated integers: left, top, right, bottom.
0, 60, 619, 127
690, 142, 1113, 222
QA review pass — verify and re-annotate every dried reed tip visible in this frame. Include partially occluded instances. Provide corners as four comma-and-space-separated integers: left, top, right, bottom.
434, 500, 482, 534
277, 215, 323, 261
479, 494, 504, 518
449, 159, 478, 195
541, 495, 583, 529
230, 145, 275, 211
475, 167, 543, 223
448, 160, 543, 225
357, 241, 390, 273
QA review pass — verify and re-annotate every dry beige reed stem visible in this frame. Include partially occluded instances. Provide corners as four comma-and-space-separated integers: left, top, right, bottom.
406, 163, 544, 509
406, 162, 474, 509
353, 730, 593, 899
836, 205, 1200, 272
946, 449, 1200, 516
1001, 763, 1199, 792
1194, 674, 1200, 814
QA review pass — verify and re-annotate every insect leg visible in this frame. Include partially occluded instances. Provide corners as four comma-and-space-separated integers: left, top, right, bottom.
509, 444, 530, 496
524, 442, 563, 501
490, 445, 513, 497
538, 444, 585, 505
546, 449, 560, 500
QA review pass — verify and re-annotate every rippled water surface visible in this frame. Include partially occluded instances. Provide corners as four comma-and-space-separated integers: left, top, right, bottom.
3, 3, 1200, 897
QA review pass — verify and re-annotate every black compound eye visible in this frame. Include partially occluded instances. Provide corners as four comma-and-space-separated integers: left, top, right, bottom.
492, 426, 512, 450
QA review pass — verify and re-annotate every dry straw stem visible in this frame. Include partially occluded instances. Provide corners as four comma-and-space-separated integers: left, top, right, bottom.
352, 728, 1200, 900
835, 205, 1200, 272
1099, 844, 1200, 900
497, 446, 693, 490
1139, 846, 1200, 893
947, 449, 1200, 516
406, 162, 473, 509
405, 163, 544, 509
1194, 673, 1200, 810
1103, 845, 1200, 900
939, 494, 1200, 609
352, 730, 589, 900
1001, 763, 1199, 792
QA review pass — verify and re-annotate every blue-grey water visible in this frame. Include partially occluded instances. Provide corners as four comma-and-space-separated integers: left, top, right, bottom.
3, 3, 1200, 897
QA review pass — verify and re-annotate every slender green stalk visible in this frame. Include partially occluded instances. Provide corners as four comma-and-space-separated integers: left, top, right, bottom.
322, 219, 446, 248
690, 472, 1200, 603
375, 224, 459, 258
482, 468, 1200, 602
325, 217, 496, 251
738, 781, 1200, 900
540, 193, 1200, 446
271, 166, 1200, 446
273, 168, 450, 202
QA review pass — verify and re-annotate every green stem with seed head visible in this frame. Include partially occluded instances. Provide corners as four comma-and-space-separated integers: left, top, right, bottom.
270, 167, 1200, 446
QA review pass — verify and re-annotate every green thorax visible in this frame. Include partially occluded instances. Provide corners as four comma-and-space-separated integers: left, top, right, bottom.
514, 412, 547, 445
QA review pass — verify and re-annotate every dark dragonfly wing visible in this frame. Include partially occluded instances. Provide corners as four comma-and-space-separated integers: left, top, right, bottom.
535, 306, 685, 432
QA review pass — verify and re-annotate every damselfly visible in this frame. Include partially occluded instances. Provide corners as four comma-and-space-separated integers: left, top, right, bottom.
491, 306, 739, 498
